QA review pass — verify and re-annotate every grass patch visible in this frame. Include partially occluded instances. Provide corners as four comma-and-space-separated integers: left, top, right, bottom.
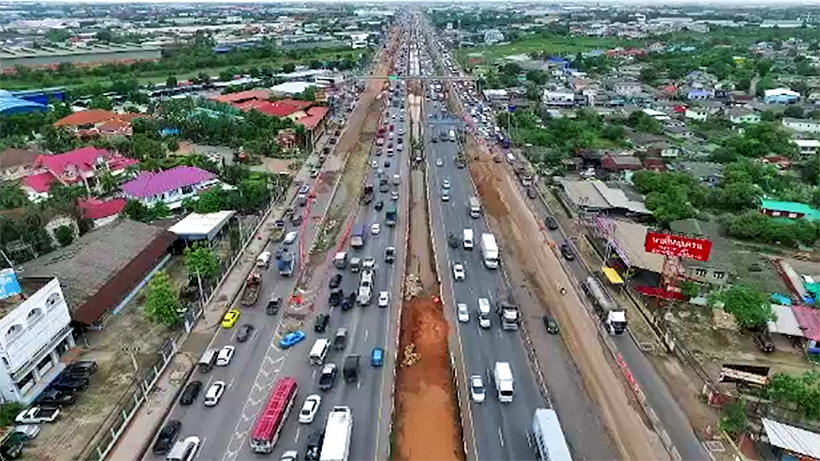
457, 36, 632, 63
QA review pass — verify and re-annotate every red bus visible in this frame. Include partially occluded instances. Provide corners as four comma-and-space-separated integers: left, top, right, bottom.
250, 377, 299, 453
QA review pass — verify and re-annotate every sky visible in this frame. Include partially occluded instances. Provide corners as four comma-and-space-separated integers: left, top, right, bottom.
18, 0, 820, 4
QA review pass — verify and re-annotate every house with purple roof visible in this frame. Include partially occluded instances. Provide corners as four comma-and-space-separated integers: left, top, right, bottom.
121, 166, 220, 209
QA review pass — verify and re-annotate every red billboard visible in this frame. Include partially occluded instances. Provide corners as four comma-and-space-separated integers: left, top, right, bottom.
644, 232, 712, 262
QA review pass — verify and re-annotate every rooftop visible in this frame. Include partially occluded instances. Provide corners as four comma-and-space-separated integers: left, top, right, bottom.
168, 211, 236, 241
0, 43, 161, 59
122, 165, 216, 199
597, 217, 665, 273
297, 106, 329, 130
270, 81, 320, 95
760, 199, 820, 221
559, 179, 648, 214
0, 148, 40, 169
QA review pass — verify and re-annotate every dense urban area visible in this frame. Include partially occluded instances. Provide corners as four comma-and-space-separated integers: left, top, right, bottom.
0, 1, 819, 461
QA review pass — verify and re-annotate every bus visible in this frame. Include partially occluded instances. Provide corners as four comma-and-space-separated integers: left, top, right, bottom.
250, 377, 299, 453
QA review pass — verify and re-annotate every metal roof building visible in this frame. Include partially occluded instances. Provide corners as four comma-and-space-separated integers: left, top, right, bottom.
0, 90, 47, 115
169, 211, 236, 244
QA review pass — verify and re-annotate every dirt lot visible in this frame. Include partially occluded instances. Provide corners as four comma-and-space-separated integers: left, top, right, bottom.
466, 139, 663, 461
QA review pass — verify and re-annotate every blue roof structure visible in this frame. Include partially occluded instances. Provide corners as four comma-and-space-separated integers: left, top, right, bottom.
0, 90, 47, 115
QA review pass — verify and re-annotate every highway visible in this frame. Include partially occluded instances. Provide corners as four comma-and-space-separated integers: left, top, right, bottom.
144, 30, 408, 461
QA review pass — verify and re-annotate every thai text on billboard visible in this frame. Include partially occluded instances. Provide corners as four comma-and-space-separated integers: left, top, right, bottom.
644, 232, 712, 262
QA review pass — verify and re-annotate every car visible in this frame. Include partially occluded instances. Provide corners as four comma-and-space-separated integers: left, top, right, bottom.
371, 159, 378, 167
284, 231, 298, 245
216, 345, 235, 366
453, 263, 465, 281
281, 450, 299, 461
179, 381, 202, 405
233, 324, 255, 343
543, 315, 559, 334
329, 274, 343, 289
279, 331, 306, 349
310, 168, 320, 178
384, 160, 391, 168
222, 309, 240, 328
291, 214, 303, 226
371, 347, 384, 367
378, 291, 389, 308
267, 298, 281, 315
35, 389, 75, 407
457, 303, 469, 323
66, 361, 97, 376
436, 158, 443, 167
560, 243, 575, 261
371, 223, 381, 235
374, 200, 384, 211
442, 179, 451, 189
276, 247, 285, 260
391, 191, 399, 201
545, 216, 559, 230
299, 395, 322, 424
49, 376, 88, 392
470, 375, 486, 403
318, 364, 338, 391
314, 314, 329, 333
12, 424, 40, 442
441, 190, 449, 201
754, 332, 775, 353
203, 381, 226, 407
152, 420, 181, 455
341, 292, 355, 311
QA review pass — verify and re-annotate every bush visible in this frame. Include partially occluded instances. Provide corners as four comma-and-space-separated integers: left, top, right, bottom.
0, 402, 23, 427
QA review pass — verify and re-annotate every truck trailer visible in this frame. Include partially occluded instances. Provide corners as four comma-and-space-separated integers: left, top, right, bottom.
319, 406, 353, 461
350, 224, 366, 249
532, 408, 572, 461
480, 233, 499, 269
582, 276, 627, 335
493, 361, 514, 403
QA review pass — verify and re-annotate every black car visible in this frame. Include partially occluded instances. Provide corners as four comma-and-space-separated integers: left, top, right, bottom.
328, 289, 342, 307
329, 137, 337, 144
329, 274, 343, 289
318, 364, 337, 391
49, 376, 89, 392
560, 243, 575, 261
341, 292, 355, 311
67, 361, 97, 376
374, 200, 384, 211
35, 389, 76, 406
314, 314, 329, 333
236, 324, 254, 343
304, 430, 325, 461
152, 420, 182, 455
179, 381, 202, 405
291, 214, 303, 226
266, 298, 281, 315
545, 216, 559, 230
543, 315, 560, 335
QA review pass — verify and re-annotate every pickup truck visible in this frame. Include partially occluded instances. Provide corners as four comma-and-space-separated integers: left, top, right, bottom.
34, 389, 75, 407
271, 221, 286, 242
241, 272, 262, 306
362, 184, 374, 204
318, 364, 337, 391
16, 407, 60, 424
343, 355, 360, 383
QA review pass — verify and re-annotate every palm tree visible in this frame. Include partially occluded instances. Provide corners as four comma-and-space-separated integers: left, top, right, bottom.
0, 182, 30, 210
98, 170, 117, 195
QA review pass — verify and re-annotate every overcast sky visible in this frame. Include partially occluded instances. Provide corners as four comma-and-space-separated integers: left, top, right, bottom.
18, 0, 820, 4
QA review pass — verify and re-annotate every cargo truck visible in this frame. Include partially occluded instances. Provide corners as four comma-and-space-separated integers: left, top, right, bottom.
241, 272, 262, 306
278, 251, 295, 276
385, 205, 397, 227
468, 197, 481, 218
497, 301, 520, 330
271, 220, 286, 242
319, 406, 353, 461
350, 224, 366, 249
362, 184, 374, 204
376, 127, 386, 147
493, 362, 514, 403
480, 233, 499, 269
532, 409, 572, 461
582, 276, 627, 335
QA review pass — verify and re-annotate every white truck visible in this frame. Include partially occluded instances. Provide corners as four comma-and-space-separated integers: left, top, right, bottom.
320, 406, 353, 461
493, 362, 514, 403
15, 407, 60, 424
478, 298, 491, 329
357, 270, 374, 305
462, 229, 474, 249
532, 408, 572, 461
480, 233, 499, 269
468, 196, 481, 218
582, 276, 627, 335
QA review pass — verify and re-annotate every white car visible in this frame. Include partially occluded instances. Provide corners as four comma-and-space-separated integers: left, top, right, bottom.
283, 231, 298, 245
371, 223, 381, 235
372, 160, 378, 167
436, 158, 443, 167
378, 291, 389, 308
216, 345, 235, 366
299, 394, 322, 424
457, 303, 469, 323
280, 450, 299, 461
204, 381, 226, 407
442, 179, 451, 189
441, 191, 450, 202
470, 375, 486, 403
453, 263, 465, 281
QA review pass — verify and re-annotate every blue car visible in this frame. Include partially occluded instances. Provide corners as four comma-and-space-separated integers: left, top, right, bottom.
279, 331, 306, 349
371, 347, 384, 367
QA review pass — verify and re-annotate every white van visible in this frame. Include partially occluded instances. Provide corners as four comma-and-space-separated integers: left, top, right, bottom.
478, 298, 491, 329
309, 338, 330, 366
167, 436, 201, 461
463, 229, 474, 250
256, 251, 271, 268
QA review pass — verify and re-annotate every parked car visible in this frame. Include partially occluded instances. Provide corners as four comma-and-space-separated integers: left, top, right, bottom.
12, 425, 39, 441
279, 331, 306, 349
236, 324, 254, 343
179, 381, 202, 405
152, 420, 181, 455
15, 407, 60, 424
34, 389, 75, 407
328, 289, 342, 307
49, 377, 89, 392
754, 332, 775, 353
66, 361, 97, 376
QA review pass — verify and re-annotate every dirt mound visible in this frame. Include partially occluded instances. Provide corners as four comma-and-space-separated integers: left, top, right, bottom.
394, 296, 463, 461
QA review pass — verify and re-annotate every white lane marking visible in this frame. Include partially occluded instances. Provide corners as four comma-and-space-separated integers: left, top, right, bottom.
364, 329, 369, 341
228, 376, 235, 389
357, 380, 362, 390
197, 437, 207, 459
497, 328, 503, 339
312, 368, 317, 379
229, 329, 237, 342
498, 427, 505, 447
294, 426, 301, 444
249, 328, 258, 343
205, 375, 213, 390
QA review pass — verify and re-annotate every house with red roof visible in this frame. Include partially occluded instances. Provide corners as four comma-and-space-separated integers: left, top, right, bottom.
54, 110, 146, 137
211, 89, 271, 104
78, 198, 127, 228
121, 166, 220, 210
296, 106, 330, 148
21, 146, 138, 201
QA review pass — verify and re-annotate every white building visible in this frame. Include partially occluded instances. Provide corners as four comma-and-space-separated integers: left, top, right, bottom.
542, 90, 575, 106
484, 29, 504, 45
727, 109, 761, 125
0, 278, 74, 404
782, 118, 820, 134
795, 139, 820, 159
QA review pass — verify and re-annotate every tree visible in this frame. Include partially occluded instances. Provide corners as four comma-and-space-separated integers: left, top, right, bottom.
151, 201, 170, 220
679, 280, 699, 300
195, 187, 225, 213
282, 63, 296, 73
639, 67, 659, 84
166, 138, 180, 152
166, 75, 178, 88
767, 372, 820, 420
0, 182, 30, 210
143, 271, 180, 326
132, 134, 166, 162
719, 399, 748, 436
184, 243, 220, 280
783, 106, 804, 119
0, 402, 24, 427
601, 124, 624, 141
98, 170, 117, 195
717, 284, 774, 330
90, 95, 113, 110
300, 86, 316, 102
229, 227, 241, 252
122, 199, 150, 222
54, 224, 75, 247
95, 30, 114, 42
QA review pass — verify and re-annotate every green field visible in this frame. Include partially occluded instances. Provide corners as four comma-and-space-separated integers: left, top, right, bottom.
457, 36, 637, 63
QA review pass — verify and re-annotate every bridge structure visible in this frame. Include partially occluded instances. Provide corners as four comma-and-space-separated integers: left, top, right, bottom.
348, 74, 476, 82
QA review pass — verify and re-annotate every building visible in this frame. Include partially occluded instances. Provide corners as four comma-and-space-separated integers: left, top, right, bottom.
0, 44, 161, 72
484, 29, 504, 45
795, 139, 820, 159
21, 146, 138, 201
669, 219, 732, 286
78, 198, 127, 228
53, 110, 145, 137
687, 89, 712, 101
601, 154, 643, 172
763, 88, 800, 105
210, 89, 271, 105
270, 81, 321, 97
0, 90, 47, 115
121, 165, 220, 210
0, 278, 74, 405
483, 89, 509, 101
18, 219, 177, 326
168, 210, 237, 247
782, 118, 820, 134
726, 108, 761, 125
296, 106, 330, 149
613, 81, 643, 97
542, 90, 576, 106
759, 199, 820, 222
558, 179, 649, 215
0, 149, 39, 181
675, 161, 723, 186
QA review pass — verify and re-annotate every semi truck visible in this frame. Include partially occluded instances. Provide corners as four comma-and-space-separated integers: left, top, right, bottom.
385, 205, 397, 227
278, 251, 295, 277
532, 409, 572, 461
497, 301, 520, 330
468, 197, 481, 218
582, 276, 627, 335
350, 224, 366, 249
362, 184, 374, 204
493, 362, 514, 403
319, 406, 353, 461
241, 272, 262, 306
480, 233, 499, 269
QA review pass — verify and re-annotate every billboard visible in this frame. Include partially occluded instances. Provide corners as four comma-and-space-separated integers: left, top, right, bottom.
644, 232, 712, 262
0, 268, 22, 300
